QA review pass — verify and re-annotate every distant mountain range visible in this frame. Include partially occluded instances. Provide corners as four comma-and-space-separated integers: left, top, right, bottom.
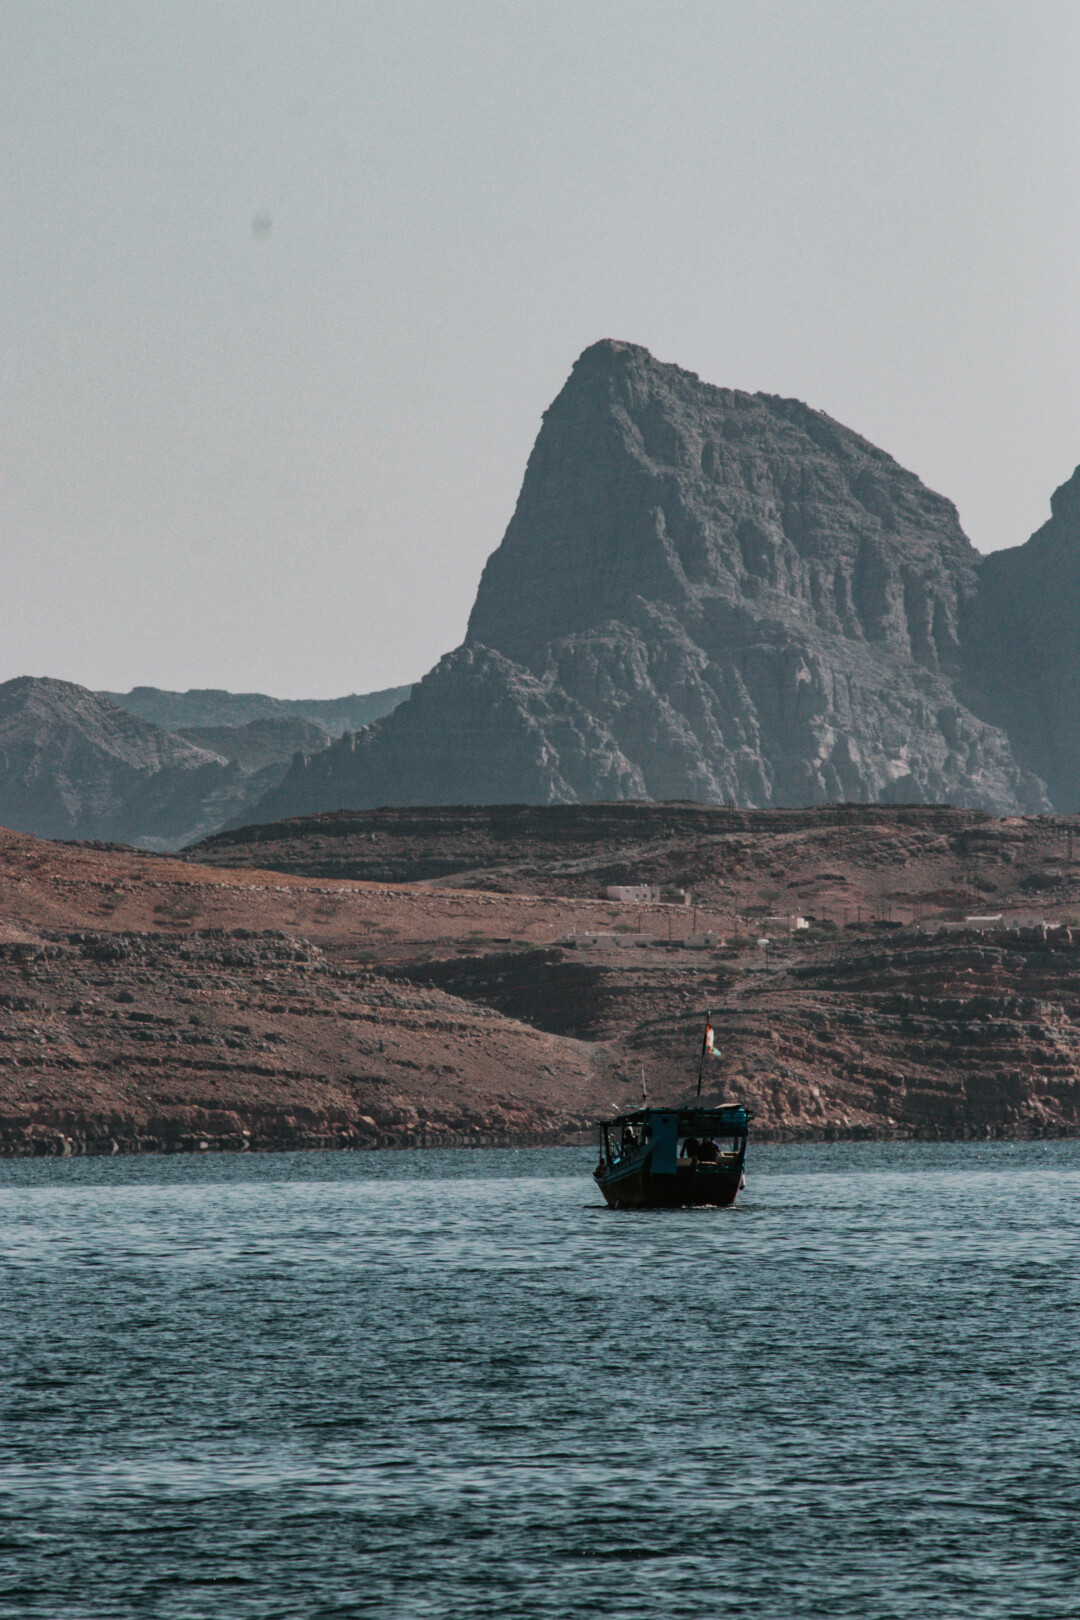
250, 340, 1080, 823
100, 685, 411, 737
0, 679, 409, 848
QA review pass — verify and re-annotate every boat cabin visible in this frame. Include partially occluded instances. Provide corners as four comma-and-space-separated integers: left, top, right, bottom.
594, 1105, 751, 1208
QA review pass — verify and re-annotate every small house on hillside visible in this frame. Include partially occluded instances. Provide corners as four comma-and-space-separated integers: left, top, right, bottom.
605, 884, 661, 904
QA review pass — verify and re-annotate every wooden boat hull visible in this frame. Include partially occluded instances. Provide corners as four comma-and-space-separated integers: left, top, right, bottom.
595, 1159, 742, 1209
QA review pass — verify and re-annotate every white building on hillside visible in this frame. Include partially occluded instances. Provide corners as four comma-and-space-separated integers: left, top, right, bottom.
605, 884, 661, 904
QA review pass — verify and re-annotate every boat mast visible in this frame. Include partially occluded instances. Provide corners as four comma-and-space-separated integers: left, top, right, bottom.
696, 1009, 712, 1099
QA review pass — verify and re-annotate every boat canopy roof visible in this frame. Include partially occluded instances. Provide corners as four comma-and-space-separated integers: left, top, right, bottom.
602, 1105, 751, 1132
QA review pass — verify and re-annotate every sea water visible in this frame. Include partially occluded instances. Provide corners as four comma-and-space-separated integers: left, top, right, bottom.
1, 1141, 1078, 1619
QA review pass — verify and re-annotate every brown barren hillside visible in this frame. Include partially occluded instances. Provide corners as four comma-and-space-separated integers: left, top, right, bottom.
5, 806, 1080, 1153
189, 802, 1080, 921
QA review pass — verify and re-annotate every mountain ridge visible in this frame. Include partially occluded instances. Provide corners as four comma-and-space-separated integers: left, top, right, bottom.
0, 678, 234, 845
0, 678, 408, 847
100, 684, 411, 737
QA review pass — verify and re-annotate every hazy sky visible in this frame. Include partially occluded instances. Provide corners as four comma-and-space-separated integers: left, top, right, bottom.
3, 1, 1079, 697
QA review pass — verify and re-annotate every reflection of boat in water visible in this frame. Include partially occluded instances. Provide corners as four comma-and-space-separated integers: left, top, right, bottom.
593, 1013, 750, 1208
592, 1104, 750, 1208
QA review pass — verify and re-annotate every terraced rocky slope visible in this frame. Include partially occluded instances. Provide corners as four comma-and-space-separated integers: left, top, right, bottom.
189, 801, 1072, 917
5, 807, 1080, 1153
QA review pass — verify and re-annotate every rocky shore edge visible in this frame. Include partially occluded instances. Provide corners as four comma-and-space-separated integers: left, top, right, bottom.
3, 1114, 1076, 1158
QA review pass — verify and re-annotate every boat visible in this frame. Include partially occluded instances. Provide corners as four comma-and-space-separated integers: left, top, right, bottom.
592, 1013, 751, 1208
592, 1103, 750, 1208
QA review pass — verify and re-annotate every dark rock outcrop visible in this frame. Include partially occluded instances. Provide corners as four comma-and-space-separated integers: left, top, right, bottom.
963, 466, 1080, 812
249, 644, 643, 825
192, 799, 988, 891
253, 340, 1057, 820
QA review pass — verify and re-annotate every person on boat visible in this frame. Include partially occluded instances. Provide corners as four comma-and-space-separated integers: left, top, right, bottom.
682, 1136, 700, 1161
698, 1137, 718, 1163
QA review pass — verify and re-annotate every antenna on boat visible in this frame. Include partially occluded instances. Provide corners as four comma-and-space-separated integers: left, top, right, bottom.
696, 1010, 713, 1100
640, 1065, 648, 1106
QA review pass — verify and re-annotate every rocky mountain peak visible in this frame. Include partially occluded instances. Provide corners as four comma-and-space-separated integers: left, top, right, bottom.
250, 341, 1080, 822
466, 338, 975, 682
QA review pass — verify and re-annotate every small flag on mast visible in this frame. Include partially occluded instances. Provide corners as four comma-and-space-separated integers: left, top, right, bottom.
697, 1010, 720, 1098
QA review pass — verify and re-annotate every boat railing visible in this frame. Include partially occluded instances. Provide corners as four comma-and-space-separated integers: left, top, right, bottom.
598, 1107, 751, 1131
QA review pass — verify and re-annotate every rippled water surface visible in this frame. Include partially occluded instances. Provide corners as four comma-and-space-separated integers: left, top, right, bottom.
2, 1141, 1079, 1618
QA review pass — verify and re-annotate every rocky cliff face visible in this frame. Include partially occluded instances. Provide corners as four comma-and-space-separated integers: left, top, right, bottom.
256, 340, 1062, 822
962, 465, 1080, 813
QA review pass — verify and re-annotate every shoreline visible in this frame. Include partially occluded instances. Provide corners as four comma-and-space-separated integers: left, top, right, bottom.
3, 1118, 1078, 1158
